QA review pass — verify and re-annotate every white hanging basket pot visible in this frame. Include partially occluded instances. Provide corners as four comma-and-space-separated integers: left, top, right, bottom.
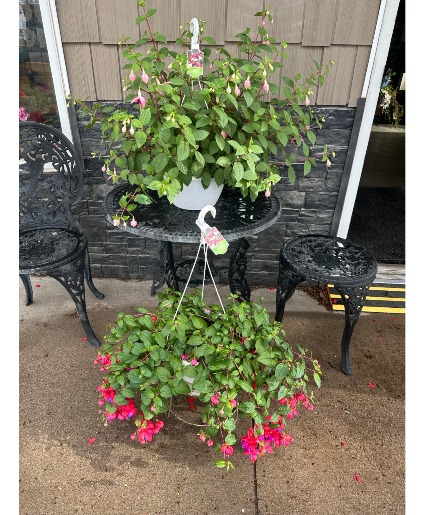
173, 177, 224, 210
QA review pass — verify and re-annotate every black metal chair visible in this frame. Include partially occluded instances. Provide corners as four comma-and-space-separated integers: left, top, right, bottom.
19, 121, 104, 347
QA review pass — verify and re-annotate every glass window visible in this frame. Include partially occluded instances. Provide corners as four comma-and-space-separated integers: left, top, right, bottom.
19, 0, 60, 128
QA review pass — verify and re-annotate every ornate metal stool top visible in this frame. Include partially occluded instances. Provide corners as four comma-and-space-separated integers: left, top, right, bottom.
281, 234, 377, 287
103, 183, 281, 243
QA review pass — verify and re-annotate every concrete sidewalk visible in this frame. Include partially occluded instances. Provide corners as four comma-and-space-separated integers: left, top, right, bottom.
19, 277, 405, 515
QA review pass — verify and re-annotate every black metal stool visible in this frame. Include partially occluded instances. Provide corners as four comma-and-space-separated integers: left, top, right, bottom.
275, 235, 377, 375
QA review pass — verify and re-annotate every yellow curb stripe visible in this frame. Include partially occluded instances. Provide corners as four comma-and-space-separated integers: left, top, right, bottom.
327, 284, 405, 292
331, 305, 405, 314
328, 294, 405, 302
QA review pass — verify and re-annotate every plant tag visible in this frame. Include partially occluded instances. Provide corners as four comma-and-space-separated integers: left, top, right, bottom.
187, 49, 204, 79
200, 226, 229, 255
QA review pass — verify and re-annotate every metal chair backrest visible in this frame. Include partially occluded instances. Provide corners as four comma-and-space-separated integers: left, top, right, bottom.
19, 121, 84, 231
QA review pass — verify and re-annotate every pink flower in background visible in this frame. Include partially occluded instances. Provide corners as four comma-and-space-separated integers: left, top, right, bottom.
19, 107, 29, 121
129, 72, 136, 82
131, 89, 146, 107
87, 437, 96, 445
354, 473, 362, 484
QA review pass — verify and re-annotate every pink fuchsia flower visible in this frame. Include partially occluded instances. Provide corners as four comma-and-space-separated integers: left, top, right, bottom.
211, 394, 220, 405
207, 439, 214, 447
230, 399, 237, 408
244, 77, 251, 88
262, 81, 270, 93
305, 97, 311, 106
234, 85, 241, 96
190, 358, 198, 366
129, 72, 136, 82
19, 106, 30, 121
131, 89, 146, 107
198, 433, 206, 442
182, 354, 189, 361
130, 218, 137, 227
265, 190, 271, 198
141, 70, 149, 84
220, 444, 234, 456
221, 130, 227, 139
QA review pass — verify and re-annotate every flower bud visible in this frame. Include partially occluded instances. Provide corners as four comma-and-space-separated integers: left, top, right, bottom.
244, 77, 251, 88
141, 70, 149, 84
226, 85, 231, 94
262, 80, 269, 93
129, 72, 136, 82
221, 130, 227, 139
305, 97, 311, 106
130, 218, 137, 227
129, 125, 135, 135
234, 85, 241, 96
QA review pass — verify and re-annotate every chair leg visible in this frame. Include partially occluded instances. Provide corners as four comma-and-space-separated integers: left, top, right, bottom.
228, 238, 251, 302
20, 274, 33, 306
275, 260, 304, 323
51, 268, 102, 348
335, 285, 371, 376
84, 248, 105, 300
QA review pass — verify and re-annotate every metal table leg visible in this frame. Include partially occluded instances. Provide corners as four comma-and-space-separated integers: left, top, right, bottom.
275, 260, 305, 323
228, 238, 251, 302
151, 241, 180, 295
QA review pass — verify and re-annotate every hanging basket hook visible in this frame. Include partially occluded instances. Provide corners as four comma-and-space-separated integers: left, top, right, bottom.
190, 18, 200, 50
196, 205, 216, 230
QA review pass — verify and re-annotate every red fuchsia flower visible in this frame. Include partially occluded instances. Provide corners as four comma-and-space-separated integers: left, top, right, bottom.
230, 399, 237, 408
130, 218, 137, 227
368, 382, 376, 389
19, 106, 29, 121
221, 130, 227, 139
131, 89, 146, 107
244, 77, 251, 88
132, 418, 164, 444
116, 399, 138, 420
129, 72, 136, 82
354, 473, 362, 484
141, 70, 149, 84
151, 315, 157, 322
220, 444, 234, 456
87, 437, 96, 445
98, 399, 105, 406
182, 354, 189, 361
35, 284, 41, 288
234, 85, 241, 96
341, 441, 345, 447
101, 387, 116, 403
82, 337, 88, 341
211, 394, 220, 405
94, 354, 112, 368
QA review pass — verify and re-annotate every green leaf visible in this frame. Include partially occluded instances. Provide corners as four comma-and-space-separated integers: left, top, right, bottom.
257, 351, 274, 366
139, 108, 151, 125
303, 160, 312, 175
223, 418, 236, 431
215, 132, 225, 151
146, 8, 157, 17
134, 193, 151, 204
187, 335, 203, 346
195, 151, 205, 166
307, 130, 316, 146
193, 129, 209, 141
243, 168, 258, 181
277, 131, 288, 148
216, 156, 231, 167
275, 363, 289, 380
177, 140, 190, 161
243, 91, 254, 107
225, 433, 237, 445
204, 36, 217, 45
156, 367, 171, 381
232, 161, 243, 181
152, 153, 168, 172
314, 372, 322, 388
135, 130, 147, 148
277, 385, 288, 400
183, 127, 196, 147
191, 379, 212, 393
215, 460, 226, 468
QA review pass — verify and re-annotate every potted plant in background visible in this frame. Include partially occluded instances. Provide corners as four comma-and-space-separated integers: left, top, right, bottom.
94, 288, 322, 470
73, 0, 333, 223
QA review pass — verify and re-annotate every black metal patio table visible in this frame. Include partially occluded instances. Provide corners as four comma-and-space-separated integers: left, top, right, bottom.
103, 183, 281, 301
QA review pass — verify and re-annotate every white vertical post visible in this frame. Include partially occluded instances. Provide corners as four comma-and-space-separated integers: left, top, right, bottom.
39, 0, 73, 142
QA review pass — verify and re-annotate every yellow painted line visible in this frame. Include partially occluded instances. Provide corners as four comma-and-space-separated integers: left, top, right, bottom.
331, 305, 405, 314
328, 294, 405, 302
327, 284, 405, 292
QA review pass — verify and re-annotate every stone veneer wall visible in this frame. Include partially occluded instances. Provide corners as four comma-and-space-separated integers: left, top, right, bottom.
74, 105, 354, 287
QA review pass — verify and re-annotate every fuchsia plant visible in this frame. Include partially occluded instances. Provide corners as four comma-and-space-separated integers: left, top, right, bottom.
94, 288, 322, 470
74, 0, 333, 225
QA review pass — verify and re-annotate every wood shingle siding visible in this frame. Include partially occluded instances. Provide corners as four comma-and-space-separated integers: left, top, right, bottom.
63, 44, 96, 100
301, 0, 338, 46
333, 0, 381, 45
56, 0, 99, 43
97, 0, 140, 44
59, 0, 382, 106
